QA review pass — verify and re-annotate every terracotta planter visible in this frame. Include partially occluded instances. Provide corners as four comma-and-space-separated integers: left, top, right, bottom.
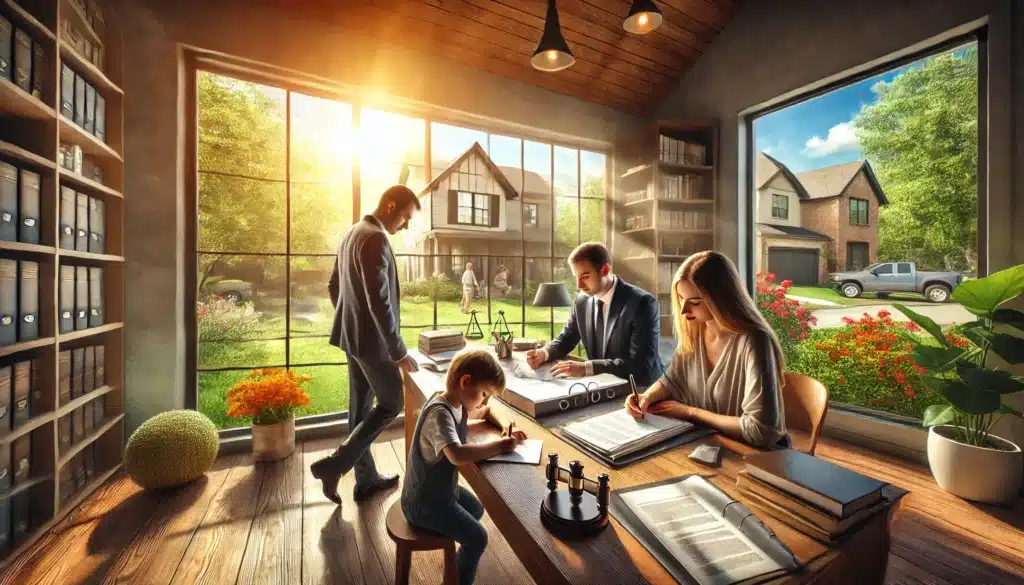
927, 425, 1022, 505
252, 417, 295, 461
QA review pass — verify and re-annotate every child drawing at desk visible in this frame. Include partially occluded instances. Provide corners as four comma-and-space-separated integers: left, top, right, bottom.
401, 349, 528, 585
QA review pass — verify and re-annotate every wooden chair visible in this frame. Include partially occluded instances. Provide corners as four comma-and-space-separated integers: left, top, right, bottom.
782, 372, 829, 456
386, 501, 459, 585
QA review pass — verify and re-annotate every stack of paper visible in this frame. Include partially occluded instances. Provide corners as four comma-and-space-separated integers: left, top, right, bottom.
562, 409, 694, 462
418, 329, 465, 354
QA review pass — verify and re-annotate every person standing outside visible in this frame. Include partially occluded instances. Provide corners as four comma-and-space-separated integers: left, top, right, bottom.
461, 262, 479, 313
311, 185, 421, 506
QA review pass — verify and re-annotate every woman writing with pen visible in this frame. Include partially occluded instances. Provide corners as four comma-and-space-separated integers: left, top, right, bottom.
624, 251, 790, 449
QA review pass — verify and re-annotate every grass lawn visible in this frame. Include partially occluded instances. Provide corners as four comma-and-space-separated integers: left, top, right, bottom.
787, 285, 930, 308
198, 295, 573, 429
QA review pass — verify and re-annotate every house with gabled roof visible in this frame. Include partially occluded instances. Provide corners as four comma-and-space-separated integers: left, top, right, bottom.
755, 152, 889, 285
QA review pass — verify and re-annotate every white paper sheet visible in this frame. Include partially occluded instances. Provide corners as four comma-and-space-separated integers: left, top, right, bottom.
562, 409, 693, 458
485, 439, 544, 465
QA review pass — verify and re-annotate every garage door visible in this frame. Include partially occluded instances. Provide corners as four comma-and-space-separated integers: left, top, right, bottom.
768, 248, 819, 286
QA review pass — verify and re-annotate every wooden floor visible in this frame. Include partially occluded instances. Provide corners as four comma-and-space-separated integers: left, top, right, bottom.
2, 428, 1022, 585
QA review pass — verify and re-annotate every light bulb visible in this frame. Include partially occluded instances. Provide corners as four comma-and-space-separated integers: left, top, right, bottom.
638, 14, 648, 26
547, 50, 558, 61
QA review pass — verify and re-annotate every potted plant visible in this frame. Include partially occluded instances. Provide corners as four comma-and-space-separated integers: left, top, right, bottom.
227, 368, 311, 461
894, 264, 1024, 504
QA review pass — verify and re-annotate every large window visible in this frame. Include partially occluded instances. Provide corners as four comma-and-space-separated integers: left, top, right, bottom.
750, 37, 981, 425
193, 70, 608, 430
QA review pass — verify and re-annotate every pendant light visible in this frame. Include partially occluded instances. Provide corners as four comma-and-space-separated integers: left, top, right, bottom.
531, 0, 575, 72
623, 0, 663, 35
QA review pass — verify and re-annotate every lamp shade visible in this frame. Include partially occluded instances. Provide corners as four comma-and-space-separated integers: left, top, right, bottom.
533, 283, 573, 308
532, 0, 575, 72
623, 0, 663, 35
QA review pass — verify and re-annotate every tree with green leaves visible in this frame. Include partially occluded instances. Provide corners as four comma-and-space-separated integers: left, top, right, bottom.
855, 47, 978, 272
554, 174, 606, 255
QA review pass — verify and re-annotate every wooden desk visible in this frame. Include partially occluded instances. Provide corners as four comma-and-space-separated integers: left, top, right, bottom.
403, 370, 901, 585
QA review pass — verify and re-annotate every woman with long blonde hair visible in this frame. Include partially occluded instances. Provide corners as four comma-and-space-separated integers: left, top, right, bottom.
624, 251, 790, 448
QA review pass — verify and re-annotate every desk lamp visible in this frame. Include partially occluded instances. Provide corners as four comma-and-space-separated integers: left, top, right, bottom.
533, 282, 572, 340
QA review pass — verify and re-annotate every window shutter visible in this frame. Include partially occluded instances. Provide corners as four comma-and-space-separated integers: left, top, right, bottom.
490, 194, 500, 227
448, 190, 458, 224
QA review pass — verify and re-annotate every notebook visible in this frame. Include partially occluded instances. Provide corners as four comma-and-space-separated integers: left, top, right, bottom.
561, 409, 694, 463
744, 449, 885, 518
485, 439, 543, 465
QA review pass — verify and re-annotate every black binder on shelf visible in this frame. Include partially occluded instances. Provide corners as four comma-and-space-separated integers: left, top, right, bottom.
74, 73, 86, 126
75, 192, 89, 251
58, 413, 71, 452
0, 365, 10, 431
12, 434, 29, 484
75, 265, 88, 330
71, 346, 84, 399
84, 443, 95, 479
13, 29, 30, 93
88, 197, 104, 253
18, 260, 38, 341
12, 360, 29, 427
58, 349, 71, 405
59, 264, 74, 333
0, 161, 17, 242
31, 41, 43, 99
92, 393, 103, 425
0, 435, 9, 492
61, 63, 75, 119
0, 259, 16, 346
0, 14, 11, 80
94, 344, 104, 388
84, 397, 94, 431
88, 266, 102, 327
18, 168, 40, 244
30, 357, 41, 416
84, 83, 96, 134
95, 94, 106, 141
84, 345, 94, 392
60, 186, 76, 249
11, 492, 28, 544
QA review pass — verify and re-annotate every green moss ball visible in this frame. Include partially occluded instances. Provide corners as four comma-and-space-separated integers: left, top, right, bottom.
125, 410, 220, 490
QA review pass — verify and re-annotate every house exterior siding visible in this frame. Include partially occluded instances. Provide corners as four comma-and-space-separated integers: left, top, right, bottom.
837, 170, 882, 270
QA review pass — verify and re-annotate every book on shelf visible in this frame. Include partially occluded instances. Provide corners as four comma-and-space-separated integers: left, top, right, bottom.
58, 350, 71, 405
74, 265, 88, 330
0, 365, 10, 433
58, 414, 71, 452
75, 192, 89, 251
18, 260, 38, 342
12, 434, 29, 484
60, 186, 76, 249
11, 491, 28, 542
0, 161, 16, 242
74, 73, 86, 126
59, 264, 74, 333
13, 29, 30, 93
61, 64, 75, 119
0, 14, 11, 80
31, 40, 43, 99
18, 168, 39, 244
95, 344, 104, 387
88, 197, 104, 253
659, 135, 706, 166
0, 259, 15, 345
71, 347, 84, 399
12, 361, 29, 427
88, 266, 103, 327
562, 409, 694, 464
0, 425, 9, 490
84, 345, 95, 392
743, 449, 885, 518
736, 470, 888, 540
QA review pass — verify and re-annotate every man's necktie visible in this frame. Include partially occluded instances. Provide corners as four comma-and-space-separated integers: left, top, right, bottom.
595, 298, 605, 359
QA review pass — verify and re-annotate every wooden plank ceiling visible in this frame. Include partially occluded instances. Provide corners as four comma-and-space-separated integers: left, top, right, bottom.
271, 0, 742, 114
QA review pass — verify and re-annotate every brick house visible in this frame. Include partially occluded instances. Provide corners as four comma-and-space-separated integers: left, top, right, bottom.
755, 153, 889, 284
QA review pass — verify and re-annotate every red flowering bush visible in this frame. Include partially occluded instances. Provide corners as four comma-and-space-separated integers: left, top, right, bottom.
789, 311, 945, 419
755, 272, 816, 365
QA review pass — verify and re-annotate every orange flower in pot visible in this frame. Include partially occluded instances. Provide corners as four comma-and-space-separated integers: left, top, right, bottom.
227, 368, 311, 461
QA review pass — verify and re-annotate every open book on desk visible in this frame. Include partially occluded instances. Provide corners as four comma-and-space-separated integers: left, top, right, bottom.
611, 475, 801, 585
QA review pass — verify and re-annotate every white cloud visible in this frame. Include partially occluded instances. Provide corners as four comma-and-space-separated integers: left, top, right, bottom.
802, 122, 860, 157
763, 146, 774, 155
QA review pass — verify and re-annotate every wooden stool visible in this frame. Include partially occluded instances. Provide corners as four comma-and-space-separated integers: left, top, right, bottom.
385, 501, 459, 585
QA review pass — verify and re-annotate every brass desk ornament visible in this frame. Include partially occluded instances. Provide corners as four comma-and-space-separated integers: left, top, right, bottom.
540, 453, 610, 539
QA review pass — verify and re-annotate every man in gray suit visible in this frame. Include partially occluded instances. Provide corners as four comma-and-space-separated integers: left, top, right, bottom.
311, 185, 421, 505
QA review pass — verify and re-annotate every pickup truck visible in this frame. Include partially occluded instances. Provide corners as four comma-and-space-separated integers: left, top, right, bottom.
827, 262, 964, 302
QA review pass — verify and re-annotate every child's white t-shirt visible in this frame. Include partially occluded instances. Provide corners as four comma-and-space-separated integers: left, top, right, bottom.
419, 396, 464, 465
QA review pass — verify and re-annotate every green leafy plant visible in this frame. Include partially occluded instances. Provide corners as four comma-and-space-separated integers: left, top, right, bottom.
894, 264, 1024, 447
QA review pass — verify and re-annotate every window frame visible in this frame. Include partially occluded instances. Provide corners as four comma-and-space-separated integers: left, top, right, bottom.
524, 202, 539, 227
771, 193, 789, 220
849, 197, 869, 226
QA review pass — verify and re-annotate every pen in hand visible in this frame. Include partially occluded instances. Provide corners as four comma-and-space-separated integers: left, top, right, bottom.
629, 374, 644, 419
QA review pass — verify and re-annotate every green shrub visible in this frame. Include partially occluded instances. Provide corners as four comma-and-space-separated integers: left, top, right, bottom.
197, 297, 264, 342
402, 273, 462, 301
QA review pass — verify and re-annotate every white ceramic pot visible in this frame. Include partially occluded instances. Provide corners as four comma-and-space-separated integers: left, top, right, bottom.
927, 425, 1022, 504
251, 417, 296, 461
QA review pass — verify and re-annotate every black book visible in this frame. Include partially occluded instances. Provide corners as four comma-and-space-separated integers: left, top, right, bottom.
30, 357, 41, 416
71, 347, 84, 399
58, 350, 71, 405
0, 365, 10, 431
75, 265, 88, 330
95, 94, 106, 141
11, 492, 28, 544
12, 433, 29, 484
0, 14, 11, 80
31, 40, 43, 98
11, 360, 29, 427
60, 186, 76, 249
745, 449, 886, 518
74, 72, 86, 126
73, 453, 86, 489
0, 440, 9, 492
18, 168, 40, 244
88, 266, 102, 327
0, 259, 16, 345
94, 345, 104, 388
84, 443, 95, 479
88, 197, 104, 253
83, 344, 94, 392
84, 83, 95, 134
58, 413, 71, 452
61, 63, 75, 119
0, 161, 17, 242
13, 29, 30, 92
92, 393, 103, 425
0, 499, 9, 556
59, 264, 74, 333
72, 406, 84, 442
59, 462, 73, 502
18, 260, 38, 341
75, 192, 88, 251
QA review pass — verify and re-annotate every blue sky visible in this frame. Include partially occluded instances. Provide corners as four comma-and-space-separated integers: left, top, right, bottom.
754, 44, 973, 173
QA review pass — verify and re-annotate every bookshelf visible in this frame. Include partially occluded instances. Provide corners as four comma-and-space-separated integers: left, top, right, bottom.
612, 120, 718, 335
0, 0, 123, 567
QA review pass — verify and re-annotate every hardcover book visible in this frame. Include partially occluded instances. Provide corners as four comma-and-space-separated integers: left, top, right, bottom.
83, 397, 94, 431
75, 265, 88, 330
59, 264, 74, 333
88, 266, 103, 327
12, 434, 29, 484
0, 161, 17, 242
30, 357, 41, 416
58, 349, 71, 405
0, 499, 9, 554
11, 492, 28, 543
71, 346, 84, 399
18, 168, 40, 244
0, 365, 9, 431
12, 360, 30, 427
73, 452, 86, 489
58, 413, 72, 452
84, 83, 96, 133
31, 40, 43, 98
84, 443, 95, 479
74, 73, 86, 125
94, 344, 104, 387
13, 29, 31, 92
75, 192, 89, 251
18, 260, 39, 341
0, 14, 11, 79
61, 64, 75, 119
0, 438, 9, 491
0, 259, 17, 345
92, 392, 103, 425
95, 94, 106, 141
83, 344, 94, 392
59, 463, 74, 501
88, 197, 104, 253
72, 405, 84, 442
60, 186, 76, 249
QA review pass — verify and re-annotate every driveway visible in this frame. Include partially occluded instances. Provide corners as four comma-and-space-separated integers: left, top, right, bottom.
810, 302, 973, 329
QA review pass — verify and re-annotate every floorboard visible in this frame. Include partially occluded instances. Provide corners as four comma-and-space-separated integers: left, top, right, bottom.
3, 432, 1020, 585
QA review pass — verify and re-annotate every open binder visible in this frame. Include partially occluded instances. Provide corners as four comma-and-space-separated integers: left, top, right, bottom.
610, 475, 801, 585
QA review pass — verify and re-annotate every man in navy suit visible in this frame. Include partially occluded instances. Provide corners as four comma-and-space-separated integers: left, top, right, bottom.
526, 242, 663, 386
311, 185, 421, 506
